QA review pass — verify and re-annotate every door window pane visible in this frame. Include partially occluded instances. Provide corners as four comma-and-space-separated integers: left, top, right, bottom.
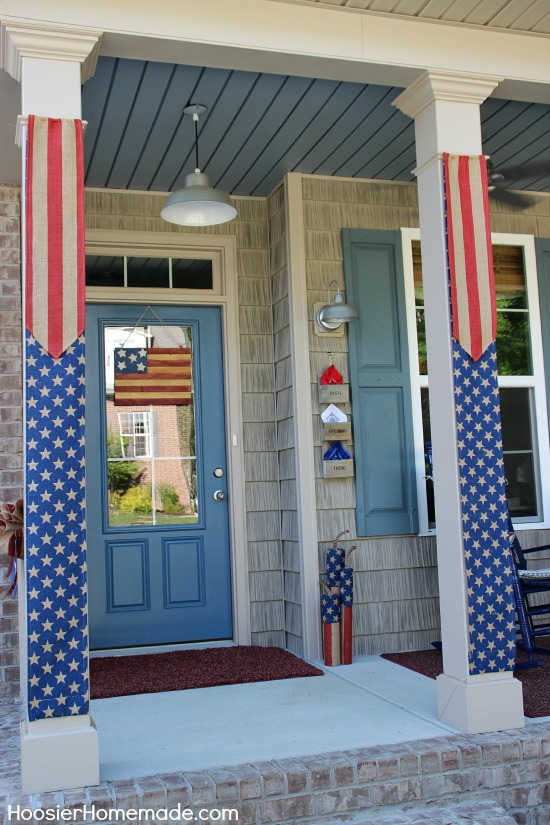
127, 257, 170, 288
494, 245, 532, 375
104, 324, 198, 527
85, 255, 124, 287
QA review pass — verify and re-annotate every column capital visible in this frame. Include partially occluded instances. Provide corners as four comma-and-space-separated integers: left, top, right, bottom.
393, 70, 503, 120
0, 19, 102, 83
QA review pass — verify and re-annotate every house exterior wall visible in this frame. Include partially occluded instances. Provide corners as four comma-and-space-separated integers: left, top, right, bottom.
302, 173, 550, 656
0, 183, 22, 698
84, 188, 285, 648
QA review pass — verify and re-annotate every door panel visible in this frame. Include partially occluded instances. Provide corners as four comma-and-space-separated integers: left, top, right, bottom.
86, 304, 232, 649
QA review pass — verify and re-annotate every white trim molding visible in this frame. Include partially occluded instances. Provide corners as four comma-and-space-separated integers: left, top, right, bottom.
0, 20, 102, 82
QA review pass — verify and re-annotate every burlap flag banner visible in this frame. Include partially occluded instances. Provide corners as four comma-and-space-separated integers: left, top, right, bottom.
443, 153, 497, 362
25, 115, 85, 358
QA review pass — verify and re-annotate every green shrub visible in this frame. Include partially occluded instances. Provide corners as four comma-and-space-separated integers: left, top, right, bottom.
157, 482, 183, 515
119, 485, 153, 513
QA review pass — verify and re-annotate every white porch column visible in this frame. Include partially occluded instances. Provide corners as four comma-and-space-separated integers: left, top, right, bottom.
394, 72, 524, 734
2, 23, 102, 793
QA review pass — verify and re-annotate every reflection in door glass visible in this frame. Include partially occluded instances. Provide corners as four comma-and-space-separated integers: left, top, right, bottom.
104, 324, 198, 527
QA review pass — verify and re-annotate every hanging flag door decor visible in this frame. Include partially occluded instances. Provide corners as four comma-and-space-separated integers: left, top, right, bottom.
113, 307, 193, 406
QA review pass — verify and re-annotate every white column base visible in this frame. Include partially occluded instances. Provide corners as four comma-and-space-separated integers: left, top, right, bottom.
21, 714, 99, 794
437, 672, 525, 734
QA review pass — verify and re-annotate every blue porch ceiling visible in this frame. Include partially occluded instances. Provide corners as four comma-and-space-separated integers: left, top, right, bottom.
82, 56, 550, 198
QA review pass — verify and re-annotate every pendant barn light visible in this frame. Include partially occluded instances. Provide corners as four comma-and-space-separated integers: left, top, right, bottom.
316, 280, 359, 332
161, 103, 237, 227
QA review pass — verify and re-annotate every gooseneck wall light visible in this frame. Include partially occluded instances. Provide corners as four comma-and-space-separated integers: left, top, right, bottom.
315, 280, 359, 333
160, 104, 237, 227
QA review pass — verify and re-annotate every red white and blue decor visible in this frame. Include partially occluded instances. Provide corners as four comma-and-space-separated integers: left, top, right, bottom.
443, 154, 516, 675
24, 115, 89, 721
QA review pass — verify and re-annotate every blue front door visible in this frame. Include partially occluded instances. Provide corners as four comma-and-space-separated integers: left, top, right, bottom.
86, 304, 232, 649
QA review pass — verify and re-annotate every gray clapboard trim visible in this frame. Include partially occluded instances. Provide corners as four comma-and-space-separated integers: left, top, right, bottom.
247, 510, 281, 542
251, 630, 286, 648
242, 423, 277, 453
249, 571, 284, 602
250, 600, 285, 632
281, 510, 299, 542
247, 541, 283, 572
353, 568, 439, 603
244, 451, 279, 482
240, 334, 274, 365
272, 268, 290, 304
282, 541, 301, 574
284, 571, 302, 605
278, 448, 297, 482
273, 296, 290, 334
242, 392, 276, 423
276, 387, 294, 420
241, 364, 275, 393
277, 417, 297, 451
285, 633, 304, 657
237, 249, 270, 279
302, 176, 419, 208
238, 278, 273, 307
352, 598, 440, 636
274, 327, 292, 362
353, 630, 440, 656
280, 479, 297, 511
285, 602, 303, 636
275, 357, 293, 392
245, 482, 281, 513
239, 306, 273, 335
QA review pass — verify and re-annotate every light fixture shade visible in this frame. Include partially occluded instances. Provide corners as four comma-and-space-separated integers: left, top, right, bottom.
320, 292, 359, 323
161, 171, 237, 227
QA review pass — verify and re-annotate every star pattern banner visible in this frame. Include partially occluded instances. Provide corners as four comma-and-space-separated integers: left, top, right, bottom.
114, 347, 192, 406
452, 340, 516, 674
25, 334, 89, 720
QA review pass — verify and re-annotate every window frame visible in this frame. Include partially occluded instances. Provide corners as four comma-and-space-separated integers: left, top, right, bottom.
401, 228, 550, 534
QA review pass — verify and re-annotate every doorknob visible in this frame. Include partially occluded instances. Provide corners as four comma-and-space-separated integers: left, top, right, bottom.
213, 490, 226, 501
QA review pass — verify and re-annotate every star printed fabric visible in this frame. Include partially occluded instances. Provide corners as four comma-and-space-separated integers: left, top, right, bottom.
452, 339, 516, 675
25, 334, 89, 720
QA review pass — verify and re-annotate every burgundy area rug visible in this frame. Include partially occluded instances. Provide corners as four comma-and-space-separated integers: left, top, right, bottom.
90, 645, 323, 700
382, 643, 550, 718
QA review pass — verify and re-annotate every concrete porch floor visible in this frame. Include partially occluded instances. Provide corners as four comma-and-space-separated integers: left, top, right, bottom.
91, 655, 461, 783
2, 653, 547, 795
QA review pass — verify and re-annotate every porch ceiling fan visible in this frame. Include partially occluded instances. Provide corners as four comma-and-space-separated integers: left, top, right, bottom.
487, 159, 550, 210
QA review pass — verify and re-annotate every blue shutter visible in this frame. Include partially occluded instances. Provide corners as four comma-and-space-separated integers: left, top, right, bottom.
343, 229, 418, 536
535, 238, 550, 428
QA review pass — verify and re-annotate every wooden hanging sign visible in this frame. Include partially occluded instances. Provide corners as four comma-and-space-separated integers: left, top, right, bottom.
323, 422, 352, 441
323, 459, 354, 478
319, 384, 349, 404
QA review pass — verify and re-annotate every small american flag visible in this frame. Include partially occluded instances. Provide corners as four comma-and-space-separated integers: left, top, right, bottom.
114, 347, 192, 406
444, 153, 497, 362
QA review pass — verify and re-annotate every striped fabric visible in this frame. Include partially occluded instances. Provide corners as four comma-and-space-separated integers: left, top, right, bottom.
25, 116, 85, 358
444, 153, 497, 362
114, 348, 192, 406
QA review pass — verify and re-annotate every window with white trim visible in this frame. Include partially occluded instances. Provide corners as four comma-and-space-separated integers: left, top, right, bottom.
117, 411, 152, 459
402, 230, 550, 532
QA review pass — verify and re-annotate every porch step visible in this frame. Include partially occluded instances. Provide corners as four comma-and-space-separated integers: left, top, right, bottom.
353, 798, 518, 824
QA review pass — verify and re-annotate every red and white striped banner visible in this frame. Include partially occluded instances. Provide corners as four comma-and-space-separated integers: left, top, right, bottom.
444, 153, 496, 362
25, 116, 85, 358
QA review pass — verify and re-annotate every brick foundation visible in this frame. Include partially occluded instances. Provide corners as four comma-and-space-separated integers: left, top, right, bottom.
2, 723, 550, 823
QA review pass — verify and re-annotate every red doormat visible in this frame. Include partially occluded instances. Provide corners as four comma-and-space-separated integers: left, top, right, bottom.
90, 645, 323, 700
381, 645, 550, 718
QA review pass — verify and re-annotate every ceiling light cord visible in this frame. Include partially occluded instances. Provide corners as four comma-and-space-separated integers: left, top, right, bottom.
193, 112, 200, 173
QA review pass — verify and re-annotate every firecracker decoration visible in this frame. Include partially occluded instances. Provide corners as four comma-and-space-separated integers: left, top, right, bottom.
321, 530, 355, 666
340, 545, 355, 665
0, 500, 24, 598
